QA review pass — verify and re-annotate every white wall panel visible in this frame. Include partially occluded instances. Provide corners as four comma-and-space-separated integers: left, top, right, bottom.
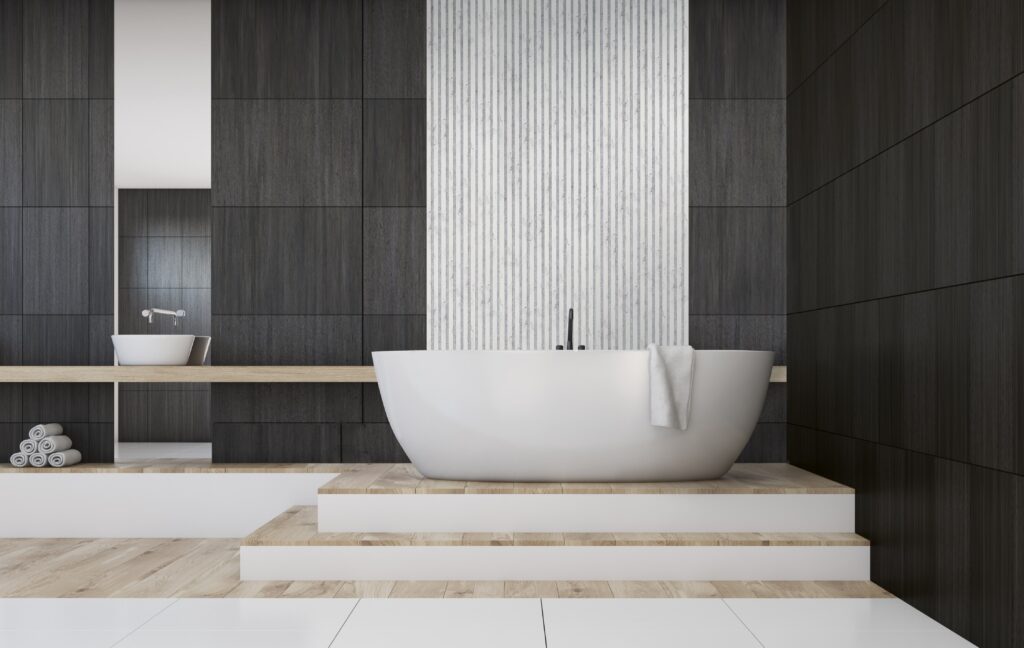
428, 0, 688, 350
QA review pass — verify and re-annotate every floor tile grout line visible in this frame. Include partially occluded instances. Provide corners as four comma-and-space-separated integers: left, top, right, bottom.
539, 598, 549, 648
326, 598, 361, 647
108, 598, 180, 647
721, 599, 766, 648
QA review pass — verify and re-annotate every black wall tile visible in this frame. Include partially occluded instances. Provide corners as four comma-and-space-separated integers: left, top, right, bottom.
690, 0, 785, 99
690, 208, 785, 314
363, 100, 426, 206
147, 237, 183, 289
0, 100, 21, 206
23, 100, 89, 206
0, 423, 21, 460
364, 0, 426, 99
363, 208, 426, 314
737, 423, 787, 462
213, 423, 341, 463
690, 100, 786, 207
119, 240, 147, 289
21, 383, 90, 422
0, 0, 22, 98
689, 315, 786, 362
88, 0, 113, 98
341, 423, 408, 463
254, 208, 362, 314
21, 315, 89, 364
22, 208, 89, 314
212, 383, 361, 423
22, 0, 89, 98
0, 315, 21, 365
0, 209, 21, 313
212, 315, 362, 365
181, 238, 212, 288
212, 99, 362, 207
212, 0, 361, 99
89, 99, 113, 206
89, 208, 112, 314
212, 208, 257, 313
88, 314, 112, 365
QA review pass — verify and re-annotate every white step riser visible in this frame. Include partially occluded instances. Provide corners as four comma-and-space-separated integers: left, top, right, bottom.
317, 493, 856, 533
0, 474, 337, 538
240, 545, 870, 581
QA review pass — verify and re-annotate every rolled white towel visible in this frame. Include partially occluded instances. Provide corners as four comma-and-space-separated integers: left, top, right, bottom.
28, 453, 49, 468
29, 423, 63, 441
10, 452, 29, 468
38, 435, 73, 454
19, 438, 38, 454
48, 449, 82, 468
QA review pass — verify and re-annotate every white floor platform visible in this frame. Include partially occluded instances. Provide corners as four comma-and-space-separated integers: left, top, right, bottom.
0, 597, 976, 648
0, 473, 337, 537
240, 544, 871, 581
318, 492, 855, 533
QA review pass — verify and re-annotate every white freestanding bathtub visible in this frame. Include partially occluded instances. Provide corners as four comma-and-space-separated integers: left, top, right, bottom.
372, 350, 774, 482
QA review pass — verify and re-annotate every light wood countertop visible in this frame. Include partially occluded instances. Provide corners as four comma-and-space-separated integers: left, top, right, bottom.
0, 364, 787, 383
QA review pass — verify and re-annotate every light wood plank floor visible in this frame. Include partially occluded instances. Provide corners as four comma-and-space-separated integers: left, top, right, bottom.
0, 539, 891, 599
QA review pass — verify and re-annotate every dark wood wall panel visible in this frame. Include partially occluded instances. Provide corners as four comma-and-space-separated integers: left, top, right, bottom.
787, 0, 1024, 643
689, 0, 787, 462
0, 0, 113, 464
211, 0, 426, 463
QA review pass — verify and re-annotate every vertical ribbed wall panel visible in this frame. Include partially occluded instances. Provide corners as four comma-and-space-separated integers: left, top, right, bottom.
427, 0, 689, 350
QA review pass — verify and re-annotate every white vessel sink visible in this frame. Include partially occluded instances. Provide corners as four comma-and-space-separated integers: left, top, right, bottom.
112, 335, 196, 366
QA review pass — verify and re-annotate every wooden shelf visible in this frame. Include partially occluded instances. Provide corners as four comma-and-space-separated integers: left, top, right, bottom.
0, 364, 787, 383
0, 365, 377, 383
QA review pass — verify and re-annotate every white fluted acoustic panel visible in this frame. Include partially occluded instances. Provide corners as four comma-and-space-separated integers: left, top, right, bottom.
428, 0, 689, 350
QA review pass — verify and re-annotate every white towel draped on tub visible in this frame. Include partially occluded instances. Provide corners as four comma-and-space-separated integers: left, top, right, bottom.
648, 344, 696, 430
28, 453, 49, 468
29, 423, 63, 441
10, 453, 29, 468
19, 439, 37, 454
38, 435, 72, 453
48, 449, 81, 468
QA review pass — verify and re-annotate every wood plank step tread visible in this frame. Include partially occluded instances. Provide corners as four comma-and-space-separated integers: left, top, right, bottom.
242, 507, 870, 548
317, 463, 855, 495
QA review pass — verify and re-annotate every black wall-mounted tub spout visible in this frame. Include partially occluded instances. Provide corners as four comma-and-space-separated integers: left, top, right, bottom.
566, 308, 574, 350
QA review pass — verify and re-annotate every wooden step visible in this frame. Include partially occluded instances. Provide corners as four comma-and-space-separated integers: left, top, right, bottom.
245, 507, 868, 548
318, 463, 854, 495
240, 507, 871, 582
316, 463, 857, 534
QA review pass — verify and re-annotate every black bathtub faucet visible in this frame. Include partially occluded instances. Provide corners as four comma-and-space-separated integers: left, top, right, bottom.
556, 308, 586, 350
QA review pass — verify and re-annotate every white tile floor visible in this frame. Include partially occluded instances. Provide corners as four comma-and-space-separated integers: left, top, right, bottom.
0, 597, 976, 647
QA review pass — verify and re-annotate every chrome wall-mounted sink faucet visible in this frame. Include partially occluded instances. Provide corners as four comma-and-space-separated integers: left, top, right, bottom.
141, 308, 186, 326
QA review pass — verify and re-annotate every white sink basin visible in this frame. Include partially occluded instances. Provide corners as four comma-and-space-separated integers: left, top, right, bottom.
112, 335, 196, 366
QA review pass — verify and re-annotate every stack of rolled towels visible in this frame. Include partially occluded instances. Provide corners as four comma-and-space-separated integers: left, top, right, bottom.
9, 424, 82, 468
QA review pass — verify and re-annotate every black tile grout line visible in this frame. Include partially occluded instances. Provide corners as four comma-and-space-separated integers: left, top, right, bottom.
785, 268, 1024, 316
328, 598, 361, 646
109, 598, 180, 647
721, 599, 766, 648
785, 0, 893, 101
539, 598, 549, 648
788, 67, 1024, 207
787, 424, 1024, 480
